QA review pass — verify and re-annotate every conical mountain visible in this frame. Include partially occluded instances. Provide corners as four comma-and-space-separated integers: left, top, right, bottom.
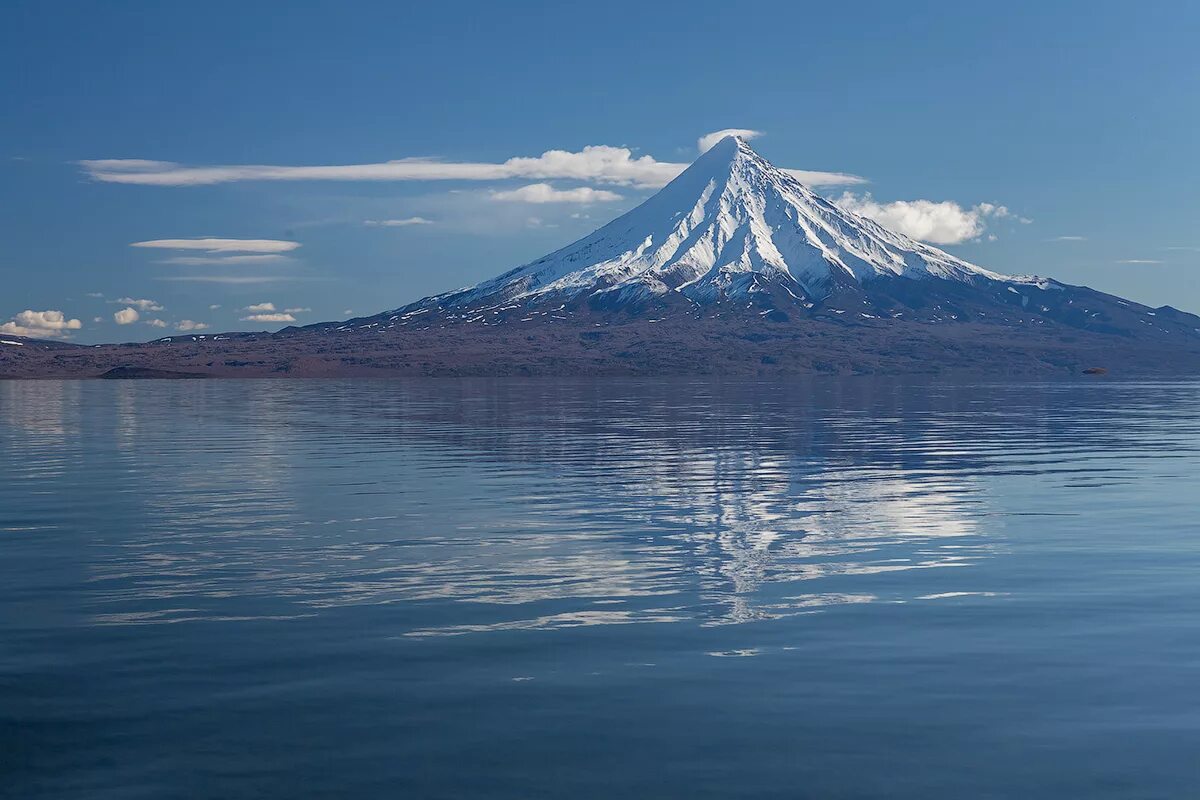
318, 136, 1199, 355
404, 135, 1017, 315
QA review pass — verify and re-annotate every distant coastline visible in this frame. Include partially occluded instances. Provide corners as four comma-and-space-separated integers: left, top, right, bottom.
5, 311, 1200, 379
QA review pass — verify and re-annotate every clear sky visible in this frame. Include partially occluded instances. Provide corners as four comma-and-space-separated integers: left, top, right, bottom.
3, 0, 1198, 341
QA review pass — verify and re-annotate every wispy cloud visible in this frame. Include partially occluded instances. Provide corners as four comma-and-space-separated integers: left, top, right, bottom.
697, 128, 764, 153
1117, 259, 1164, 264
131, 239, 300, 271
363, 217, 434, 227
159, 254, 291, 265
241, 312, 297, 323
82, 149, 677, 188
283, 307, 310, 313
130, 238, 301, 253
1052, 235, 1087, 241
836, 193, 1018, 245
782, 169, 869, 187
176, 320, 209, 331
491, 183, 623, 204
0, 309, 82, 339
80, 139, 866, 189
156, 275, 296, 284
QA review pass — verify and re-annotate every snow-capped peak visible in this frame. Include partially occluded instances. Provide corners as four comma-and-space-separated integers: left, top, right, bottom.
424, 135, 1014, 311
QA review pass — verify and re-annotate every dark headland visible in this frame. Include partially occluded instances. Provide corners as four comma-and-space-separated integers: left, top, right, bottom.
4, 304, 1199, 379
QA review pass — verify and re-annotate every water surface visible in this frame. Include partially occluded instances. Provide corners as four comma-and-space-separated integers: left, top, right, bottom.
3, 379, 1199, 798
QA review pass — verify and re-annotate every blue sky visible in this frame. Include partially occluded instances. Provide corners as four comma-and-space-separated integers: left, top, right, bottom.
3, 0, 1198, 341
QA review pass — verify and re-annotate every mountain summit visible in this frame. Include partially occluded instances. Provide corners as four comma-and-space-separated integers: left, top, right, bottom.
401, 135, 1018, 316
352, 135, 1195, 345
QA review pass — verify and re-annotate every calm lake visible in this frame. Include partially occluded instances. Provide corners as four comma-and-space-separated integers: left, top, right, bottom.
3, 378, 1199, 798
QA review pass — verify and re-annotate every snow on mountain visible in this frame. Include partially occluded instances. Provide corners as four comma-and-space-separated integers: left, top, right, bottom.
311, 135, 1197, 349
412, 135, 1023, 313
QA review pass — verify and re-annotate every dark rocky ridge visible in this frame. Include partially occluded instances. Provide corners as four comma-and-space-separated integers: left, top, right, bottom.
3, 287, 1199, 379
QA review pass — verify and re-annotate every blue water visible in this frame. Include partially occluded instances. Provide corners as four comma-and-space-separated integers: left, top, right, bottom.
2, 379, 1199, 798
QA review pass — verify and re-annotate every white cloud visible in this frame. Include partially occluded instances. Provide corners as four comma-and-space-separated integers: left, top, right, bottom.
113, 296, 164, 311
1052, 236, 1087, 241
283, 307, 310, 313
835, 193, 1016, 245
113, 307, 139, 325
145, 318, 167, 328
159, 254, 290, 265
176, 320, 209, 331
245, 302, 276, 312
81, 140, 866, 189
208, 304, 222, 310
84, 149, 679, 189
84, 158, 175, 171
93, 316, 104, 323
135, 240, 300, 272
697, 128, 764, 153
781, 169, 868, 187
491, 183, 623, 204
363, 217, 434, 227
156, 275, 292, 284
975, 202, 1014, 219
0, 309, 83, 339
1117, 259, 1164, 264
130, 238, 300, 253
241, 313, 297, 323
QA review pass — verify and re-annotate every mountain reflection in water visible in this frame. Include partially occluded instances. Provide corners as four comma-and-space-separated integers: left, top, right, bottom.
3, 379, 1183, 633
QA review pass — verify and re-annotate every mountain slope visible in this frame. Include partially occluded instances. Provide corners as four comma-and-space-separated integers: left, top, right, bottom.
288, 135, 1197, 354
394, 135, 1018, 314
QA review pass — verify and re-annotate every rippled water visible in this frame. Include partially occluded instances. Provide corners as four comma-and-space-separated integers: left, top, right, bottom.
3, 379, 1200, 798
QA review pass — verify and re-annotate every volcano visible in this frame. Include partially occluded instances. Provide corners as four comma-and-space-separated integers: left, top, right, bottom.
4, 136, 1200, 378
397, 135, 1017, 314
316, 135, 1200, 342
